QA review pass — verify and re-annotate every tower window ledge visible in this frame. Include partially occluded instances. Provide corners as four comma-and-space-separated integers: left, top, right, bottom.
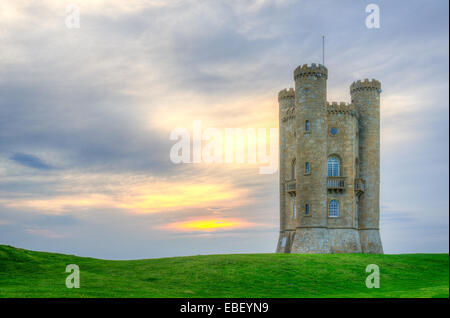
286, 180, 296, 193
327, 176, 346, 191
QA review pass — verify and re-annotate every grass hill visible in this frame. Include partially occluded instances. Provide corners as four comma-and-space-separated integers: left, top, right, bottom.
0, 245, 448, 298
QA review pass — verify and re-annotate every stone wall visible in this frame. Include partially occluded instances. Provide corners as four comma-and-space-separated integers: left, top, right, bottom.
326, 102, 362, 253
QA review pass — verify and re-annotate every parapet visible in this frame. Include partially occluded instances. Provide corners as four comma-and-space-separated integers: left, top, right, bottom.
350, 79, 381, 94
278, 88, 295, 102
327, 102, 357, 118
294, 63, 328, 81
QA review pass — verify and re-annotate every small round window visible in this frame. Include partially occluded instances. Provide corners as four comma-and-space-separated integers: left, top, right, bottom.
330, 127, 338, 135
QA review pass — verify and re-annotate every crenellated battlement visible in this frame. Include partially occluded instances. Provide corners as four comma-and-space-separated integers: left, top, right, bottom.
327, 102, 357, 118
294, 63, 328, 80
278, 88, 295, 101
350, 78, 381, 94
327, 101, 353, 107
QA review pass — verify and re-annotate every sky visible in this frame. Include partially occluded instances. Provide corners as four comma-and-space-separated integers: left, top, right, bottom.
0, 0, 448, 259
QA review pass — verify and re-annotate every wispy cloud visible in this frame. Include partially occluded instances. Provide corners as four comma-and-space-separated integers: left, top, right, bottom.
10, 153, 52, 170
25, 228, 69, 239
0, 174, 250, 214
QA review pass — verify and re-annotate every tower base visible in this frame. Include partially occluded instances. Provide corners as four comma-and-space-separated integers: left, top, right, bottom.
278, 228, 383, 254
276, 230, 295, 253
359, 229, 384, 254
328, 228, 362, 253
291, 228, 330, 253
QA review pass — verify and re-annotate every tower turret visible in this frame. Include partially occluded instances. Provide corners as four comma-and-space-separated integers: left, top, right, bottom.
291, 63, 330, 253
276, 88, 296, 253
350, 79, 383, 253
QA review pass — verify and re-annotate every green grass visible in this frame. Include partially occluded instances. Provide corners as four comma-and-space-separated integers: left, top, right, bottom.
0, 245, 448, 298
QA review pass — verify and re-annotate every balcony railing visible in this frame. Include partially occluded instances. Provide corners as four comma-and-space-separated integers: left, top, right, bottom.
286, 180, 296, 193
355, 178, 365, 194
327, 176, 346, 191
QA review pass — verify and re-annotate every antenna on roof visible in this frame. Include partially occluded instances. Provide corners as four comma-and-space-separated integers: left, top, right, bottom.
322, 35, 325, 65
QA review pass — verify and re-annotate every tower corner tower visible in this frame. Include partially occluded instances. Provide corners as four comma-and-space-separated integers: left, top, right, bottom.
350, 79, 383, 254
276, 88, 296, 253
291, 63, 330, 253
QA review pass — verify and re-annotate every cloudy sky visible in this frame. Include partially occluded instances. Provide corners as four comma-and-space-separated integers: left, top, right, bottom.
0, 0, 448, 259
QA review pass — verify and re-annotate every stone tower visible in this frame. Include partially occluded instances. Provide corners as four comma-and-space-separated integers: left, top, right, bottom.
276, 63, 383, 254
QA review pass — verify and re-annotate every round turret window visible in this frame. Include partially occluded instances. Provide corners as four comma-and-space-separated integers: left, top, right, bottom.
330, 127, 338, 135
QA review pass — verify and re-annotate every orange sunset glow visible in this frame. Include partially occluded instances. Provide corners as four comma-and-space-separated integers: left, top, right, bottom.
0, 177, 247, 214
164, 218, 260, 232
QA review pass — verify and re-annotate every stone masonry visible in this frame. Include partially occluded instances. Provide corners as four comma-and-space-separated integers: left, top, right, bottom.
276, 63, 383, 254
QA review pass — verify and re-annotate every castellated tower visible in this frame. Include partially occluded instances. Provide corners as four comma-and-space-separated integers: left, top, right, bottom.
276, 63, 383, 254
351, 79, 384, 253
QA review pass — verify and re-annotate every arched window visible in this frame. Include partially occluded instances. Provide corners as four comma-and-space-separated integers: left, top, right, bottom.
281, 236, 287, 248
292, 159, 296, 180
356, 198, 359, 219
305, 162, 310, 174
329, 200, 339, 217
327, 156, 340, 177
293, 198, 297, 219
305, 120, 310, 132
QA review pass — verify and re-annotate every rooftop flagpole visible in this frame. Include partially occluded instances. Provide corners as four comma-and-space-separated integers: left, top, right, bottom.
322, 35, 325, 65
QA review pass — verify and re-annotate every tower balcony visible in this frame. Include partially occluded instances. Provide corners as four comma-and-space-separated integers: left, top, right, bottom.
327, 176, 346, 192
355, 178, 365, 196
286, 180, 296, 193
